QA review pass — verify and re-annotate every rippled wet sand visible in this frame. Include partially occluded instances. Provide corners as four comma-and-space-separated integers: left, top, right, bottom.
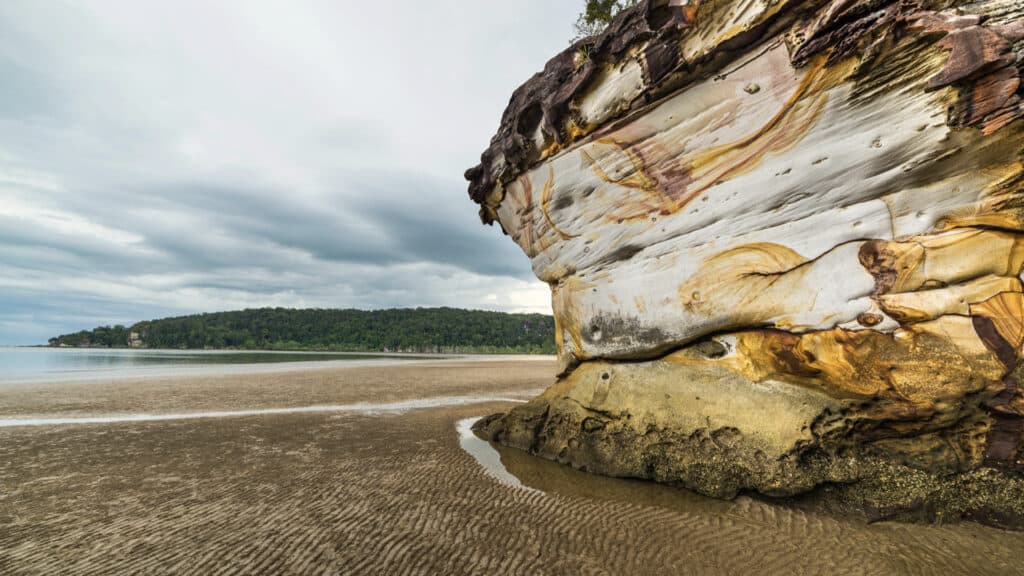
1, 359, 1022, 575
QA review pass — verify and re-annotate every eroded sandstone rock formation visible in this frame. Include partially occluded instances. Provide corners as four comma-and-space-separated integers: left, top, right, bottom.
467, 0, 1024, 524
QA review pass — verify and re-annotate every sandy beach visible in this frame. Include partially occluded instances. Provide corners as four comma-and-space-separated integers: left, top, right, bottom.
2, 358, 1023, 575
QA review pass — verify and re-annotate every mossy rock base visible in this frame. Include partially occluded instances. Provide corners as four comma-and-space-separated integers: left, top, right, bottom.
475, 356, 1024, 528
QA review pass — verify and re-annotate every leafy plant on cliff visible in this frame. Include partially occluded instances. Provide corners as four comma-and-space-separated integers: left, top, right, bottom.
574, 0, 639, 39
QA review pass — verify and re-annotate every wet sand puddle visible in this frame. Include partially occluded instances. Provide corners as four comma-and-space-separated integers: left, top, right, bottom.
0, 396, 525, 427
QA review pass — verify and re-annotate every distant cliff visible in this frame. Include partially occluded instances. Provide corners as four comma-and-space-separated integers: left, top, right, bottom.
468, 0, 1024, 525
48, 307, 556, 354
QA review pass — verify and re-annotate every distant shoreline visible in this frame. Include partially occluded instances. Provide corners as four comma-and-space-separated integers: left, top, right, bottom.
24, 345, 552, 355
0, 348, 556, 387
46, 307, 557, 354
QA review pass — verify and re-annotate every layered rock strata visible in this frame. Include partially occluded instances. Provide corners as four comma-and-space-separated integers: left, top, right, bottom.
466, 0, 1024, 524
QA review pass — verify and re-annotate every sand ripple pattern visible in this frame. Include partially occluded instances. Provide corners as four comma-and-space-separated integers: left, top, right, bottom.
1, 404, 1022, 575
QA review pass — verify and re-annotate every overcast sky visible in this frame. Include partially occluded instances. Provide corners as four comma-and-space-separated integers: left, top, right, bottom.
0, 1, 583, 344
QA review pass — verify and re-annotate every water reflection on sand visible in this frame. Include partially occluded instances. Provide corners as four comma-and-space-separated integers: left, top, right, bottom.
0, 396, 525, 427
456, 417, 539, 493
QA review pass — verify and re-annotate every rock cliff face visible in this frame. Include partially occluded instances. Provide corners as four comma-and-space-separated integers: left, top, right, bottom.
467, 0, 1024, 524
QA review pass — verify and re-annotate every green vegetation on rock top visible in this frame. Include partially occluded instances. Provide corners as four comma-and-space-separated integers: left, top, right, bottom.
574, 0, 638, 39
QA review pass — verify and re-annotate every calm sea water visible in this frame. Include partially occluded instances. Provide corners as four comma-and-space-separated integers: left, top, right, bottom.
0, 347, 431, 384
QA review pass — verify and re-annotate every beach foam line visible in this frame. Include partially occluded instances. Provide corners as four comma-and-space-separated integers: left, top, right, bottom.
0, 396, 527, 427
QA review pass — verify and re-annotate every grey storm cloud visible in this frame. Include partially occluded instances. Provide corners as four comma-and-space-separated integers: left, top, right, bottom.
0, 0, 583, 344
128, 175, 530, 278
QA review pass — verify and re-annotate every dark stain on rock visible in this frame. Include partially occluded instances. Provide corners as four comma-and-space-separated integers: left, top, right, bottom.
642, 40, 681, 85
972, 315, 1018, 372
583, 313, 670, 348
858, 240, 898, 295
596, 243, 645, 267
985, 414, 1023, 464
552, 189, 575, 212
692, 339, 727, 359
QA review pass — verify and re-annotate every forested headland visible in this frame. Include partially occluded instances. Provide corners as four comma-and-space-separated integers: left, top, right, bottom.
48, 307, 556, 354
